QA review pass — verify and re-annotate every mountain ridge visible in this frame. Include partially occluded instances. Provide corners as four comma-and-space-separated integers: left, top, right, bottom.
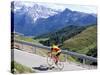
12, 2, 97, 36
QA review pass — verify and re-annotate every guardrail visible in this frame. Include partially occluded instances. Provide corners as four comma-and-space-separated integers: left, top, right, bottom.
13, 39, 97, 65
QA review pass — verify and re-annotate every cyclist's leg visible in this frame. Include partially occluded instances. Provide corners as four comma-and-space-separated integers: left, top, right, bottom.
55, 51, 61, 64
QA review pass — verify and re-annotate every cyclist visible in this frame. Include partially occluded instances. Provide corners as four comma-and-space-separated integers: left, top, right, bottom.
50, 43, 61, 64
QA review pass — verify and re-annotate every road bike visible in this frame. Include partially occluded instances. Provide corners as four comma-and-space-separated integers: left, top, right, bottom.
47, 52, 66, 70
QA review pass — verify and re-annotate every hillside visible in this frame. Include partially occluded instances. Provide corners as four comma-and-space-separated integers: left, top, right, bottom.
35, 25, 92, 46
62, 25, 97, 57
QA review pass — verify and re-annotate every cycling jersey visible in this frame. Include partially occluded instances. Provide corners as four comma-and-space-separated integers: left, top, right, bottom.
51, 45, 60, 52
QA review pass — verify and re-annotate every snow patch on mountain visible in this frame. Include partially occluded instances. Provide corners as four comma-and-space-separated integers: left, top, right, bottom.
14, 1, 60, 22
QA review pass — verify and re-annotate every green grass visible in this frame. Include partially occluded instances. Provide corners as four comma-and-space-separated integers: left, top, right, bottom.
16, 36, 32, 41
62, 25, 97, 55
15, 35, 48, 45
11, 61, 34, 74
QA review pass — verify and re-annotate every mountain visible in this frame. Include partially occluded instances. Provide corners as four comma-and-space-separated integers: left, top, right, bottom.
12, 2, 60, 36
13, 1, 59, 22
11, 2, 97, 36
33, 9, 97, 36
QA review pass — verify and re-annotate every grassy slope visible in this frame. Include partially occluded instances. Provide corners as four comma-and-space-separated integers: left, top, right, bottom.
11, 61, 34, 74
15, 35, 48, 45
62, 25, 97, 55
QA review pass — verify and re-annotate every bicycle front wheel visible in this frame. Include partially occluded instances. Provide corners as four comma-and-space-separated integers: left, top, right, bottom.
57, 61, 64, 70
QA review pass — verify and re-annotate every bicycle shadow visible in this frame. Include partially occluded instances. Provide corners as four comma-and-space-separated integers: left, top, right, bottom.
32, 65, 49, 71
32, 65, 56, 71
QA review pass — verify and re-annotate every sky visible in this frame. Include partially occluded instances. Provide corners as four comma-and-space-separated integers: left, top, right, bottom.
14, 1, 97, 14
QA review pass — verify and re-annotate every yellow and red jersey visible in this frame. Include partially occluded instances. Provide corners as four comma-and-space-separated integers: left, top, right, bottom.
51, 45, 60, 52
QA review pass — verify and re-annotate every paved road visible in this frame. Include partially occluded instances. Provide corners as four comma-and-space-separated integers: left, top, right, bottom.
13, 49, 86, 73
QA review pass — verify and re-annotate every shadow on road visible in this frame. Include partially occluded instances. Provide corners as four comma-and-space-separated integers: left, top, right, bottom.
32, 65, 55, 71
